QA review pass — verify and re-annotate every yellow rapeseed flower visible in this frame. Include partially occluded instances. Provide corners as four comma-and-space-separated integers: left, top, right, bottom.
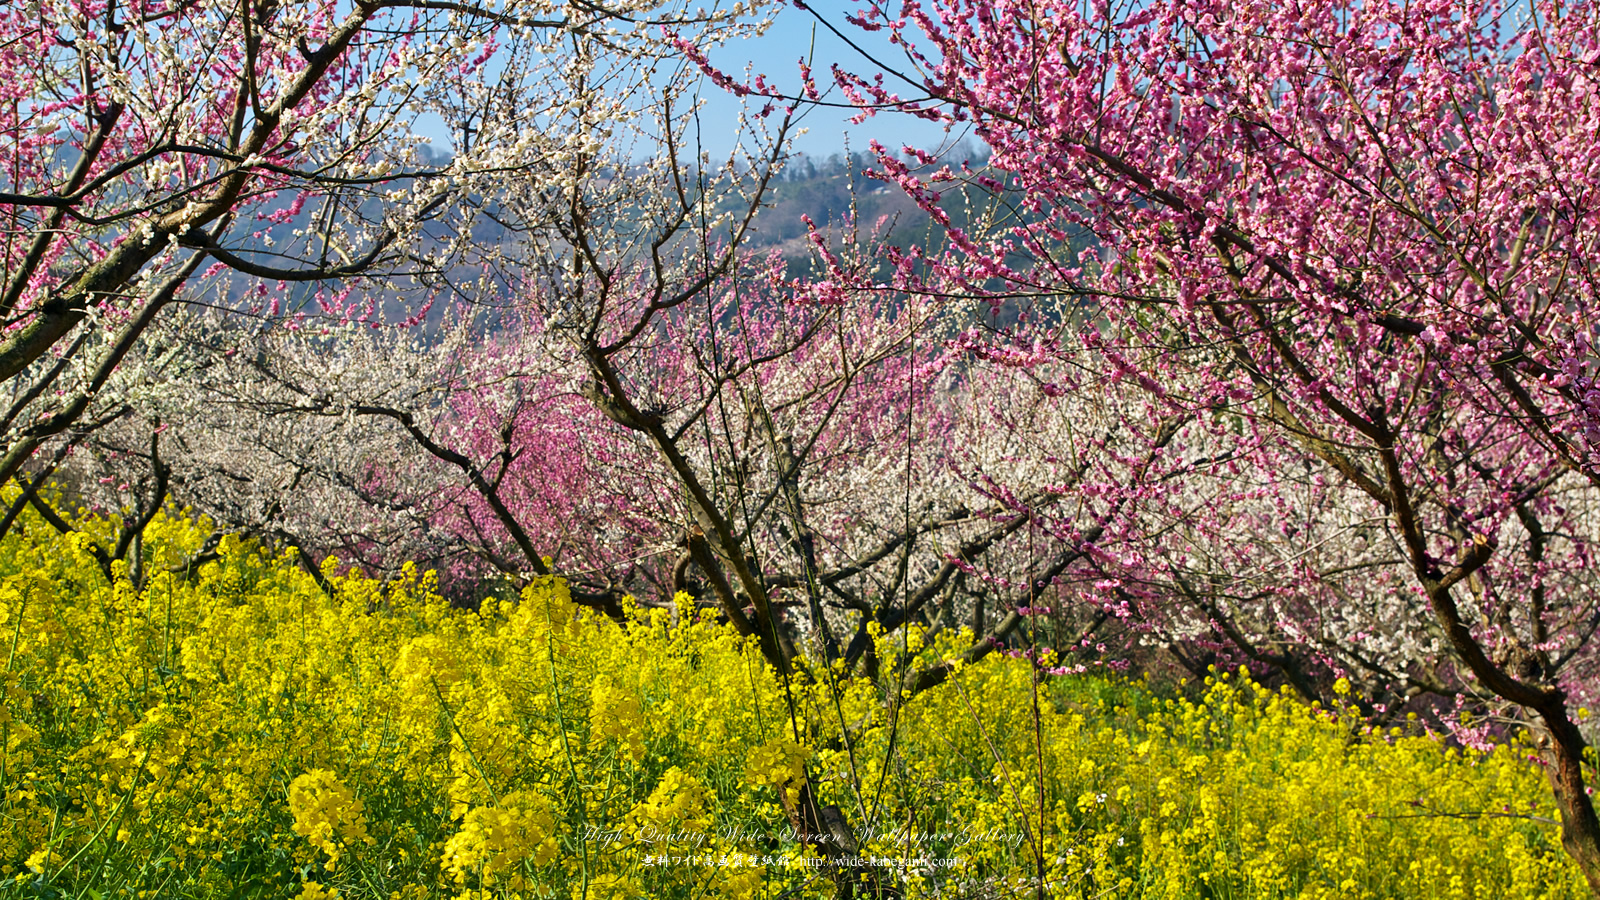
288, 769, 374, 869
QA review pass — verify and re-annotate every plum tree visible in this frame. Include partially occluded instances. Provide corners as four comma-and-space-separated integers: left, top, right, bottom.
0, 0, 769, 484
787, 0, 1600, 887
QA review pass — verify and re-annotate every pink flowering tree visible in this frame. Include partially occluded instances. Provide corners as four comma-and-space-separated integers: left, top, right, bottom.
766, 0, 1600, 885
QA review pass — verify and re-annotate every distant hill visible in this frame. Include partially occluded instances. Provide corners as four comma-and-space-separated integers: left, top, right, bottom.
201, 141, 1028, 331
734, 144, 1010, 280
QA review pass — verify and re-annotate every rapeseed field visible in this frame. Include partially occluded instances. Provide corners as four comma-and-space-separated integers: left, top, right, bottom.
0, 500, 1585, 898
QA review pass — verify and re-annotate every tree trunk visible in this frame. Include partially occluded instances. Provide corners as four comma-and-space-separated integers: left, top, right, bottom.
780, 779, 896, 898
1538, 703, 1600, 896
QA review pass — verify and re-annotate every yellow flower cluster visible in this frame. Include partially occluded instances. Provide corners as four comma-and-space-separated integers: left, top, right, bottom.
289, 770, 375, 870
589, 675, 646, 762
297, 881, 340, 900
0, 491, 1586, 898
742, 736, 811, 805
441, 790, 558, 889
629, 767, 711, 832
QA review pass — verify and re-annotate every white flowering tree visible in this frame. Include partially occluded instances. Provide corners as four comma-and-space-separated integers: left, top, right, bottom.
0, 0, 772, 488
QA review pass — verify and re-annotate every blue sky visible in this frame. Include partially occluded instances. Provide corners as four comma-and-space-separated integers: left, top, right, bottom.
694, 3, 968, 159
410, 4, 969, 163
